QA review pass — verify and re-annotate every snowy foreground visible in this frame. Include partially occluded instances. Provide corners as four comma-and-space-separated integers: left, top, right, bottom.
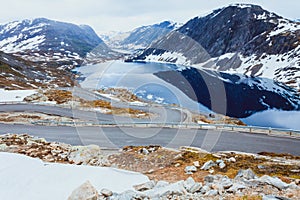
0, 152, 148, 200
0, 89, 36, 102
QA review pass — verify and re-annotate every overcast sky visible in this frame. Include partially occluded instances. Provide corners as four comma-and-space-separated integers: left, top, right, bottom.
1, 0, 299, 34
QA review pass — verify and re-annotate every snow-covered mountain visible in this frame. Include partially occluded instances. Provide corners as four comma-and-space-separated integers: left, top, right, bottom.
132, 4, 300, 90
0, 18, 118, 68
103, 21, 180, 50
155, 66, 300, 118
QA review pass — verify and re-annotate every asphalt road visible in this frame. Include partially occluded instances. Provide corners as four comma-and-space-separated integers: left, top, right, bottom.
1, 123, 299, 155
0, 103, 185, 123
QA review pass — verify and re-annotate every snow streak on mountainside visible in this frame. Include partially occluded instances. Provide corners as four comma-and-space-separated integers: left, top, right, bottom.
0, 18, 118, 68
0, 51, 75, 89
102, 21, 180, 50
155, 67, 300, 118
133, 4, 300, 89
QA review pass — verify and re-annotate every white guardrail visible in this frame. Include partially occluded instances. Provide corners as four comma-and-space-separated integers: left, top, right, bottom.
30, 120, 300, 139
1, 101, 299, 138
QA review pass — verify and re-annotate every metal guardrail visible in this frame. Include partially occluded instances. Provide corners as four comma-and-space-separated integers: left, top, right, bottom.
30, 120, 300, 139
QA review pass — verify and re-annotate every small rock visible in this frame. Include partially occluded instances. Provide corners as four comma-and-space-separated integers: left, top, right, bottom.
228, 157, 236, 162
262, 195, 290, 200
145, 180, 187, 198
134, 181, 156, 191
219, 161, 226, 169
235, 168, 257, 180
205, 189, 218, 196
200, 160, 216, 170
204, 175, 215, 183
258, 165, 266, 169
154, 181, 169, 189
68, 181, 99, 200
174, 163, 181, 167
209, 169, 214, 174
100, 189, 113, 197
114, 190, 138, 200
0, 144, 8, 151
227, 183, 246, 194
185, 166, 197, 174
259, 175, 289, 190
193, 161, 200, 167
184, 177, 202, 193
200, 185, 210, 194
146, 169, 155, 174
220, 177, 233, 189
141, 148, 149, 155
288, 182, 299, 189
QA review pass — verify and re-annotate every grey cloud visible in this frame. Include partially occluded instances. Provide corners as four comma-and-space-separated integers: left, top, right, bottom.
0, 0, 299, 33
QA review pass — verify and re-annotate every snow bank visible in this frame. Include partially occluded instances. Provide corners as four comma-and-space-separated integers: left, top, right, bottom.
0, 89, 36, 102
0, 152, 149, 200
242, 110, 300, 131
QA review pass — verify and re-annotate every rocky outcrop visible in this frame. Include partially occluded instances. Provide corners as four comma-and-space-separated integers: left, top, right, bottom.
0, 134, 108, 166
82, 172, 300, 199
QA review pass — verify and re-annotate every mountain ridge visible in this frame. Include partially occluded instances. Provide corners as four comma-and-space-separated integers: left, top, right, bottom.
131, 4, 300, 90
0, 18, 119, 68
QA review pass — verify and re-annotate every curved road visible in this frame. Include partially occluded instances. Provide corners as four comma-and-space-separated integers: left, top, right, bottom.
0, 103, 185, 123
0, 90, 299, 155
0, 123, 299, 155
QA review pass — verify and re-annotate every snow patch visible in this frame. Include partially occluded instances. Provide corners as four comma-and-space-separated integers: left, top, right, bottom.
0, 152, 149, 200
0, 89, 37, 102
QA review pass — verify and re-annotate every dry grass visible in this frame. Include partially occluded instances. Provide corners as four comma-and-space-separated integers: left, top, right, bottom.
193, 114, 246, 126
45, 90, 73, 104
97, 88, 144, 102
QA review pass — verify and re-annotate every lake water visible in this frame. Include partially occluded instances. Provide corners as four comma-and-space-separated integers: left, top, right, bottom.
73, 60, 300, 130
73, 61, 211, 113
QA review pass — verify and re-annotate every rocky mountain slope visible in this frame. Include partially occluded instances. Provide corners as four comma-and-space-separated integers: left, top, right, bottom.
155, 67, 300, 118
103, 21, 180, 50
0, 51, 75, 89
132, 4, 300, 90
0, 18, 118, 68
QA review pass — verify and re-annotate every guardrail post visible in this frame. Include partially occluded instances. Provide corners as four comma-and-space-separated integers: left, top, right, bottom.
268, 128, 271, 134
249, 127, 252, 133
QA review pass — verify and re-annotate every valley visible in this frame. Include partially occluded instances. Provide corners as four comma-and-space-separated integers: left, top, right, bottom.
0, 2, 299, 200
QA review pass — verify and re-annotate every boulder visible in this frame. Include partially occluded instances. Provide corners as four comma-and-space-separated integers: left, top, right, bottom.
134, 180, 156, 191
227, 183, 246, 194
145, 180, 187, 198
259, 175, 289, 190
201, 160, 216, 170
184, 177, 202, 193
235, 168, 257, 180
68, 181, 99, 200
220, 177, 233, 189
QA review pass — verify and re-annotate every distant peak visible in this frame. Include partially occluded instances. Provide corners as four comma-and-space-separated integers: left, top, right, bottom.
228, 3, 261, 9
